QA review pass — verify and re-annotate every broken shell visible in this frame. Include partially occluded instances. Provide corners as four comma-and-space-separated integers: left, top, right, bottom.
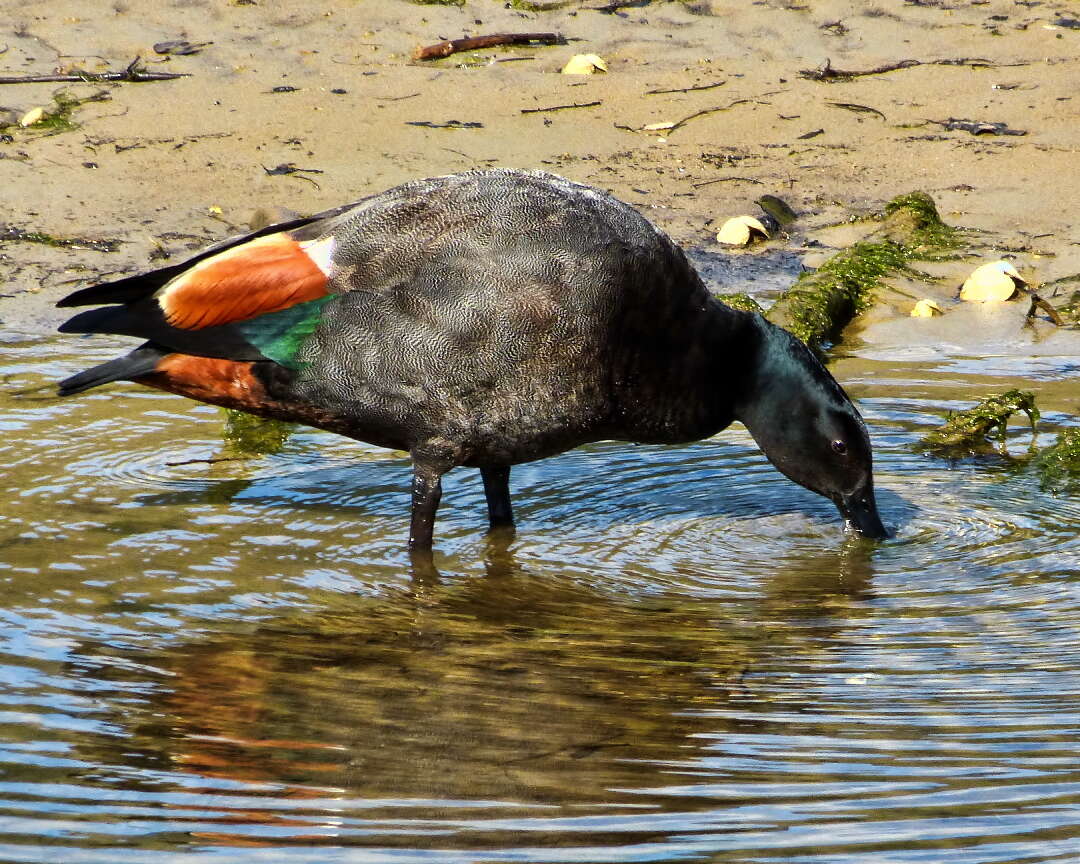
716, 215, 770, 247
642, 121, 676, 132
561, 54, 607, 75
19, 107, 47, 127
960, 260, 1026, 302
911, 298, 944, 317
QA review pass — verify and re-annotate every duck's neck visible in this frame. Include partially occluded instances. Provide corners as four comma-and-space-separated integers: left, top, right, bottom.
614, 298, 760, 444
731, 313, 844, 452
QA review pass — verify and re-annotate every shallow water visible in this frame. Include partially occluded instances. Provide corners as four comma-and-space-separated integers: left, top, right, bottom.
1, 319, 1079, 864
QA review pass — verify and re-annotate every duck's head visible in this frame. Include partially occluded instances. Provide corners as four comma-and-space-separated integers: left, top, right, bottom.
735, 317, 888, 540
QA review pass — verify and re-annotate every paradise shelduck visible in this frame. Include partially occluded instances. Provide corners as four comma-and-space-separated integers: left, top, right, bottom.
57, 169, 888, 551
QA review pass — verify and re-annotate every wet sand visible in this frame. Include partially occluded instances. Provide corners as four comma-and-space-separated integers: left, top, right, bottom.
1, 0, 1078, 338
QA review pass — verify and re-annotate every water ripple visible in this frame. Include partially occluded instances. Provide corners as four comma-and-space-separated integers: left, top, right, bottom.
0, 331, 1077, 862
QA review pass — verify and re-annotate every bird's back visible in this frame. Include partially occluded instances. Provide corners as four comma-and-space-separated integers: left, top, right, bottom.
294, 170, 720, 463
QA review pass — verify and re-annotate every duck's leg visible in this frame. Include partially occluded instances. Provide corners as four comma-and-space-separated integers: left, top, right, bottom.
409, 460, 446, 552
480, 465, 515, 530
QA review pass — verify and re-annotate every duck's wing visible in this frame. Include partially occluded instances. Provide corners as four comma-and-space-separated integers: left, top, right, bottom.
56, 203, 361, 368
56, 202, 355, 309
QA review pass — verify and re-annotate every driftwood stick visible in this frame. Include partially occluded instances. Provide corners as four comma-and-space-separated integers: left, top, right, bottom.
413, 32, 562, 61
645, 79, 727, 96
520, 100, 601, 114
692, 176, 762, 187
667, 98, 757, 133
800, 56, 1021, 82
800, 58, 921, 81
0, 57, 188, 84
588, 0, 651, 12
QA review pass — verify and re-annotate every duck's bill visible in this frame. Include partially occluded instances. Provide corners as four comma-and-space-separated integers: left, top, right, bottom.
837, 490, 888, 540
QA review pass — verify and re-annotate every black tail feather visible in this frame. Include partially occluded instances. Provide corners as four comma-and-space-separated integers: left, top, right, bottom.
56, 204, 355, 309
56, 266, 190, 309
57, 302, 264, 362
57, 345, 166, 396
58, 305, 134, 335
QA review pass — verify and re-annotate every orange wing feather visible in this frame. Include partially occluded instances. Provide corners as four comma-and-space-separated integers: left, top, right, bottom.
138, 355, 266, 407
158, 234, 332, 330
136, 353, 343, 431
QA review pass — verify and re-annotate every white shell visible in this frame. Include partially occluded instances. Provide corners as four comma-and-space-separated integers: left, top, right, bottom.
19, 106, 46, 127
959, 260, 1025, 302
561, 54, 608, 75
716, 215, 770, 247
910, 298, 944, 317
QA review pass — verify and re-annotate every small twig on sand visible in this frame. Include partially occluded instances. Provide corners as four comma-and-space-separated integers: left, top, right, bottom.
800, 58, 919, 81
645, 80, 726, 96
692, 176, 762, 187
800, 56, 1021, 82
413, 33, 563, 61
587, 0, 651, 12
520, 100, 601, 114
0, 57, 188, 84
657, 98, 760, 134
827, 101, 887, 120
262, 163, 325, 190
615, 98, 761, 135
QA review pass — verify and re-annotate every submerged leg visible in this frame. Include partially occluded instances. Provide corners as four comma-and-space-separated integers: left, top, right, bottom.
480, 465, 515, 531
409, 460, 446, 552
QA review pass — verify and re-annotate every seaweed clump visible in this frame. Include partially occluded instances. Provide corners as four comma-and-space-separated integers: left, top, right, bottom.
766, 191, 956, 353
1031, 428, 1080, 493
717, 292, 764, 315
881, 191, 959, 253
918, 389, 1040, 456
0, 90, 109, 137
1059, 289, 1080, 326
0, 224, 121, 253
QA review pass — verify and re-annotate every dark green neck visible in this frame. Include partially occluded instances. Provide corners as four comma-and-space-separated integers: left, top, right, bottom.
613, 298, 759, 445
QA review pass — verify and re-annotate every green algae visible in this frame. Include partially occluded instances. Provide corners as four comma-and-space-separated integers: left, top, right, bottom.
767, 240, 906, 350
34, 94, 80, 133
0, 224, 121, 253
766, 191, 958, 352
919, 389, 1040, 456
717, 292, 765, 315
1031, 428, 1080, 493
223, 409, 296, 455
0, 89, 110, 137
882, 191, 959, 252
1057, 289, 1080, 325
509, 0, 579, 10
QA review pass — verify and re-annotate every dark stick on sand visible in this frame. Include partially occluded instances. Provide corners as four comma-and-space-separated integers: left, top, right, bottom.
413, 33, 563, 61
800, 56, 1019, 82
0, 57, 188, 84
520, 100, 602, 114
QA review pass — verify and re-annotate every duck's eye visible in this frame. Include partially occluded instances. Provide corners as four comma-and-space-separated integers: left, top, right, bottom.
831, 439, 848, 456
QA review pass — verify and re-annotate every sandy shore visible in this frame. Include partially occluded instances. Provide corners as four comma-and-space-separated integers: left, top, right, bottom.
1, 0, 1078, 334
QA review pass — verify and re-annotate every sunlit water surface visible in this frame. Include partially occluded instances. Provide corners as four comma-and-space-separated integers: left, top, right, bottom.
1, 322, 1078, 863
